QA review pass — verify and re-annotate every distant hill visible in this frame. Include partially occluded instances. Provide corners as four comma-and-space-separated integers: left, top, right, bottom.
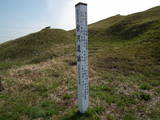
0, 6, 160, 65
89, 6, 160, 41
0, 6, 160, 120
0, 28, 74, 69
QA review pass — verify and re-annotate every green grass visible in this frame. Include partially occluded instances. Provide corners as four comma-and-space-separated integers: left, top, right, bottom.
0, 6, 160, 120
0, 28, 74, 68
61, 107, 105, 120
140, 83, 152, 90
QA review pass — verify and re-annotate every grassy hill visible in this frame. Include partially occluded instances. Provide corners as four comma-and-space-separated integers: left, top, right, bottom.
0, 28, 74, 70
0, 6, 160, 120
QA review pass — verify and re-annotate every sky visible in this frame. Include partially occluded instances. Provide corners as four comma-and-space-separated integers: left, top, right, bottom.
0, 0, 160, 43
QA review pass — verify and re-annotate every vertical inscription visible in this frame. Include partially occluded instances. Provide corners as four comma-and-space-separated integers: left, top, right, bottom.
75, 3, 89, 113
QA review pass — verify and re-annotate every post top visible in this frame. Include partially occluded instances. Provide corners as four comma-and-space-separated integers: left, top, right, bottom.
75, 2, 87, 7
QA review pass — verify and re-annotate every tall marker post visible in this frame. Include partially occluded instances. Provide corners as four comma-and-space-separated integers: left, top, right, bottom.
75, 3, 89, 113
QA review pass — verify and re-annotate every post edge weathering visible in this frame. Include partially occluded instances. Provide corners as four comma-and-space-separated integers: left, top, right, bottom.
75, 3, 89, 113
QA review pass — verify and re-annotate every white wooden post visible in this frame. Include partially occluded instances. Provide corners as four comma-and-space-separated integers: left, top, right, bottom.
75, 2, 89, 113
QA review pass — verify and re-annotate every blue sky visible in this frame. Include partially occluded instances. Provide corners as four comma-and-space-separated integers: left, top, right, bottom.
0, 0, 160, 43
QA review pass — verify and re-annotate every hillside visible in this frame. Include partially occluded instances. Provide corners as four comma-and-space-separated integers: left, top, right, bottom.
0, 28, 74, 70
0, 6, 160, 120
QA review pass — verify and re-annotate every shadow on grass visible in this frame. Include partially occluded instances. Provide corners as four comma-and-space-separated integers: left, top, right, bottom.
61, 107, 104, 120
62, 111, 91, 120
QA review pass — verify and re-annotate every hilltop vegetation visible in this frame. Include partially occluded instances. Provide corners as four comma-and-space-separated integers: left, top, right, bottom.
0, 28, 74, 70
0, 6, 160, 120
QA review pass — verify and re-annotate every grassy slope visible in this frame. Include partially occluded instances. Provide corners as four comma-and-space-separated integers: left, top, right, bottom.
0, 6, 160, 120
0, 28, 74, 70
